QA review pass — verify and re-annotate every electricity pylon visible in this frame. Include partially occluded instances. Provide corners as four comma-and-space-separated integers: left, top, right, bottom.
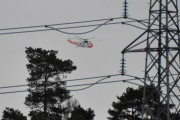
122, 0, 180, 119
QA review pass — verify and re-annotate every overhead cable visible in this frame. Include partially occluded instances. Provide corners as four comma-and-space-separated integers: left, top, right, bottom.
1, 73, 179, 95
0, 15, 179, 35
45, 18, 114, 35
0, 77, 139, 95
1, 73, 178, 91
70, 76, 111, 91
0, 74, 122, 90
0, 17, 150, 35
0, 15, 178, 31
1, 78, 179, 97
0, 17, 122, 31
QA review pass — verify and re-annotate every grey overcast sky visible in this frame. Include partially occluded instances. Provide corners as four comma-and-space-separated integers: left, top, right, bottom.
0, 0, 179, 120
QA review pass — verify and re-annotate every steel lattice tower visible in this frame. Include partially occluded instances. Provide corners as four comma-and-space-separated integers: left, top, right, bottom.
122, 0, 180, 119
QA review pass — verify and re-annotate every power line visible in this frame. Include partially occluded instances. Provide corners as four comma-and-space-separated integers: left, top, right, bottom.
1, 73, 178, 91
0, 16, 178, 35
45, 18, 114, 35
65, 74, 121, 82
1, 77, 179, 97
0, 73, 141, 95
0, 90, 28, 95
66, 78, 138, 88
0, 17, 122, 31
0, 74, 122, 90
0, 22, 122, 35
0, 17, 151, 35
69, 76, 111, 91
0, 84, 27, 89
1, 73, 178, 94
0, 78, 140, 95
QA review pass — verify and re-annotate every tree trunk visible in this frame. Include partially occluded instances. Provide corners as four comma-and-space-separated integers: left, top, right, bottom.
44, 77, 48, 120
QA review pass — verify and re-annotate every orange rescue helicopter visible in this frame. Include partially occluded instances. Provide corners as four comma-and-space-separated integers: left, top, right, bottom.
67, 36, 94, 48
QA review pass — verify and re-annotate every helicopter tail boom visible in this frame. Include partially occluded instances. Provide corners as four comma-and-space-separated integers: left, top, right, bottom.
68, 39, 77, 45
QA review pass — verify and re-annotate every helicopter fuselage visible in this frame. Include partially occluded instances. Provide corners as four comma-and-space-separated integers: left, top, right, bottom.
68, 39, 93, 48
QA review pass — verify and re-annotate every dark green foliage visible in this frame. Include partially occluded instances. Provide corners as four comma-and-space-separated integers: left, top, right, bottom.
108, 87, 143, 120
171, 113, 180, 119
28, 110, 65, 120
64, 98, 80, 119
1, 107, 27, 120
68, 105, 95, 120
25, 47, 77, 120
108, 85, 179, 120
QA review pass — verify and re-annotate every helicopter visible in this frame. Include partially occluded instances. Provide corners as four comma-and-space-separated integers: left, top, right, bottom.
67, 36, 94, 48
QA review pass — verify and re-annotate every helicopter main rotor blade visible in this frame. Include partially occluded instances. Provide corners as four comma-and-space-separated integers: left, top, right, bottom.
70, 36, 96, 41
70, 37, 82, 40
87, 37, 95, 40
75, 36, 87, 41
70, 38, 86, 41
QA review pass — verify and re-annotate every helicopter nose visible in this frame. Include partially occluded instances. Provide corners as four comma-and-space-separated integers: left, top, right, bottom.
90, 44, 93, 48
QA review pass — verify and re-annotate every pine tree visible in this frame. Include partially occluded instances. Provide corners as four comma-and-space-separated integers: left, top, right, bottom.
24, 47, 77, 120
68, 105, 95, 120
108, 85, 177, 120
1, 107, 27, 120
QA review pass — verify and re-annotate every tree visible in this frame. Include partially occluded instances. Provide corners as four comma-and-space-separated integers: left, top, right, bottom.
108, 85, 177, 120
1, 107, 27, 120
63, 98, 80, 120
24, 47, 77, 120
68, 105, 95, 120
108, 87, 143, 120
